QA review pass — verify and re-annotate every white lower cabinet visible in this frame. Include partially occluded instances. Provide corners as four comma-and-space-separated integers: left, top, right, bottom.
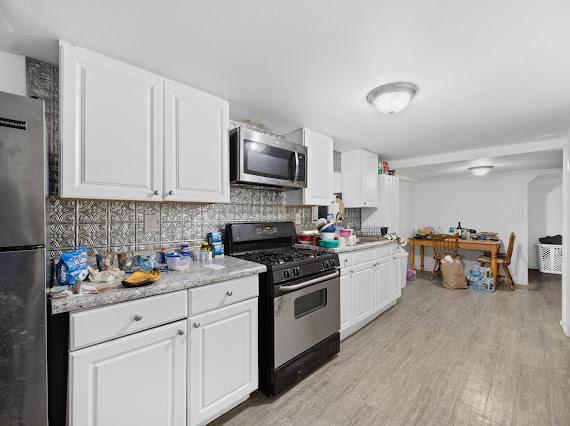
68, 277, 260, 426
339, 272, 352, 335
188, 297, 258, 426
69, 320, 187, 426
351, 261, 375, 323
339, 245, 401, 341
374, 257, 392, 312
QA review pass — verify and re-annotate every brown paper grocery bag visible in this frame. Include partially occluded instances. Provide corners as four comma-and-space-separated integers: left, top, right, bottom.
440, 261, 467, 289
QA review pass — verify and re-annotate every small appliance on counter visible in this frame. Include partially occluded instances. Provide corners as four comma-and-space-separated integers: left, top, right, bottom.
225, 222, 340, 396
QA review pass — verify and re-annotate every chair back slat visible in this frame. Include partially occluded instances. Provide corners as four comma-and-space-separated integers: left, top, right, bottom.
431, 234, 459, 260
504, 232, 516, 263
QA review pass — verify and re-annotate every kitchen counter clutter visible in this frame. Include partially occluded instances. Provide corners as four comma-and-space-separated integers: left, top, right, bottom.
50, 256, 266, 314
295, 238, 397, 253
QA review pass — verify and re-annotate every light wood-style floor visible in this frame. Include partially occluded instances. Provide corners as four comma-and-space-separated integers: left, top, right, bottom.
213, 271, 569, 425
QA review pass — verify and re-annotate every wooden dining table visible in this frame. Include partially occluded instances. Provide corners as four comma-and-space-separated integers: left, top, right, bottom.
409, 237, 503, 279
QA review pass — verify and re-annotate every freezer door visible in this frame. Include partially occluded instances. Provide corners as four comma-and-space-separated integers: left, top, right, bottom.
0, 91, 46, 248
0, 248, 47, 425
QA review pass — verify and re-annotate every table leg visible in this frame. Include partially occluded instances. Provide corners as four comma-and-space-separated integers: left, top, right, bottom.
409, 240, 415, 269
491, 248, 498, 281
420, 245, 425, 271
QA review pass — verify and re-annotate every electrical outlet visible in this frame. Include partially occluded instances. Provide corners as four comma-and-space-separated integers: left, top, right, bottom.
295, 212, 302, 225
144, 214, 160, 233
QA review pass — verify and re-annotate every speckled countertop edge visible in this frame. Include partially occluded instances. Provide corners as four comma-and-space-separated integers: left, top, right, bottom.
50, 256, 266, 315
294, 239, 399, 253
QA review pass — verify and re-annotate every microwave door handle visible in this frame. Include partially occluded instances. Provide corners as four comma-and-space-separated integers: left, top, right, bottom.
294, 151, 300, 182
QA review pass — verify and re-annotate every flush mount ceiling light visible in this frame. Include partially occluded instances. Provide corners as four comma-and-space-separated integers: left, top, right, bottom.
468, 166, 494, 176
366, 82, 418, 115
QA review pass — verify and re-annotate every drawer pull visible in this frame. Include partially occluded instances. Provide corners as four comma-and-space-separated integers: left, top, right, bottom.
193, 322, 200, 328
177, 329, 185, 336
168, 190, 174, 196
152, 190, 159, 196
226, 291, 233, 296
134, 314, 143, 321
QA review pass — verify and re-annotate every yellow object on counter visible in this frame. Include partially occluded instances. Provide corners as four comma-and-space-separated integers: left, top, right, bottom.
122, 269, 160, 287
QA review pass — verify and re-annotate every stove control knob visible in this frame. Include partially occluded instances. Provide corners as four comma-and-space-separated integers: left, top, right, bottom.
282, 269, 291, 279
293, 267, 299, 277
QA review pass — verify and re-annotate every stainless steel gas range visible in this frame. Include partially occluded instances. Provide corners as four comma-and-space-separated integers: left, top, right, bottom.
224, 222, 340, 395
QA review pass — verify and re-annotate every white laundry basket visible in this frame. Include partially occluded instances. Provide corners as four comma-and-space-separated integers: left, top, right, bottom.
537, 244, 563, 274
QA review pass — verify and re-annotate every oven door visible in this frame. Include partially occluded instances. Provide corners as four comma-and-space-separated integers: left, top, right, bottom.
273, 270, 340, 368
238, 128, 307, 188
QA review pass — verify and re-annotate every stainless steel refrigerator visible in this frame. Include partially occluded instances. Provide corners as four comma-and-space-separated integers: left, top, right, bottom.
0, 91, 47, 425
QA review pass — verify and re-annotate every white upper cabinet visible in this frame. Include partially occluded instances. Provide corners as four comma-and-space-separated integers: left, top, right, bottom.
341, 149, 378, 208
60, 41, 229, 203
283, 128, 334, 206
164, 80, 229, 203
60, 41, 163, 200
361, 175, 400, 233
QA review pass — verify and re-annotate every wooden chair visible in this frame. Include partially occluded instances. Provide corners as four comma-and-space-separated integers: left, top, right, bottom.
430, 234, 459, 281
478, 232, 516, 290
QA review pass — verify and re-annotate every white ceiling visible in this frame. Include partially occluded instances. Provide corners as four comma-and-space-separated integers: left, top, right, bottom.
2, 0, 570, 160
398, 150, 563, 180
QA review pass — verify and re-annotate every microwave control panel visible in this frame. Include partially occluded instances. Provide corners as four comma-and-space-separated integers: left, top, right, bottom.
297, 153, 306, 181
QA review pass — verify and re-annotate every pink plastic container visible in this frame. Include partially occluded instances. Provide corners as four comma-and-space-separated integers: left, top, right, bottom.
339, 229, 352, 237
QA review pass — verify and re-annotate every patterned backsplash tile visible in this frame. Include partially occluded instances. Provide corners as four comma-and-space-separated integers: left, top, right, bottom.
27, 58, 360, 260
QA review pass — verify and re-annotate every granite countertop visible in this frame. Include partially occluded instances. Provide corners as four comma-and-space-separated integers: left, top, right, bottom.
50, 256, 266, 315
295, 239, 399, 253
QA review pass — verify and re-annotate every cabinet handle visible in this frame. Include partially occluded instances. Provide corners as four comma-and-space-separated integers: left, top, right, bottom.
134, 314, 143, 321
193, 322, 200, 328
177, 329, 185, 336
153, 190, 159, 196
168, 190, 174, 196
226, 290, 233, 296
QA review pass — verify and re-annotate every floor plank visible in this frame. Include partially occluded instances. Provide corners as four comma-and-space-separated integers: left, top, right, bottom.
213, 270, 568, 425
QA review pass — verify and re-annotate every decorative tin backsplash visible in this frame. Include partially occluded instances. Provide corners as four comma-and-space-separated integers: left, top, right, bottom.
26, 58, 360, 258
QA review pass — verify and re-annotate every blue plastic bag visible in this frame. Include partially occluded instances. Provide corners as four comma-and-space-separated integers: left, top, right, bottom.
56, 249, 88, 286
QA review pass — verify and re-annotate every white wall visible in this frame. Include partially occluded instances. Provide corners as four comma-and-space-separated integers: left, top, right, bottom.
0, 50, 26, 96
412, 172, 536, 285
528, 173, 563, 269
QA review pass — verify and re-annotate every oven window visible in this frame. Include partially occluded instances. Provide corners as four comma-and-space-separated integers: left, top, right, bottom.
244, 140, 295, 181
294, 289, 327, 319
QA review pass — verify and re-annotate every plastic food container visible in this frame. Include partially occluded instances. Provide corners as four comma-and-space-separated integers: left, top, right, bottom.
339, 229, 352, 237
165, 253, 182, 271
319, 239, 340, 249
320, 232, 336, 241
179, 252, 192, 269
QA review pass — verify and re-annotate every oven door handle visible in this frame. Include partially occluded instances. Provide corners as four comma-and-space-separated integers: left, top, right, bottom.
279, 270, 340, 293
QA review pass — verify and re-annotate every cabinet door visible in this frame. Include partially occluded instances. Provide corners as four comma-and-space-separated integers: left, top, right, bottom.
303, 129, 333, 205
69, 320, 187, 426
189, 298, 258, 426
362, 150, 378, 207
164, 80, 230, 203
339, 272, 352, 334
60, 41, 163, 200
391, 255, 402, 300
374, 258, 392, 312
351, 262, 375, 323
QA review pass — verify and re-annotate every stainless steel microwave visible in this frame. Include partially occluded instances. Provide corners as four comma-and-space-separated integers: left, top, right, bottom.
229, 127, 307, 189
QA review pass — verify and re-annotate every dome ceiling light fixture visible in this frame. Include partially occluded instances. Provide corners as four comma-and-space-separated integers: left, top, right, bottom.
468, 165, 494, 176
366, 82, 418, 115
